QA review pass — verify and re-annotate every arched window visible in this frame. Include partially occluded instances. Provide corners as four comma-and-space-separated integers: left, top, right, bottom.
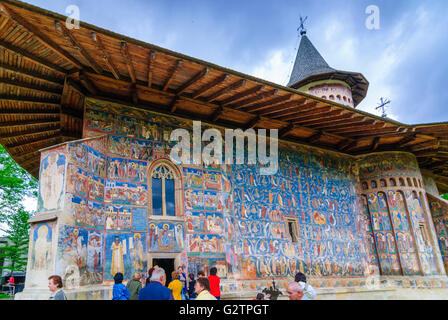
149, 160, 182, 217
322, 96, 327, 100
389, 178, 397, 187
362, 181, 368, 190
380, 179, 387, 188
337, 95, 341, 101
329, 95, 335, 100
413, 178, 418, 188
343, 96, 347, 102
399, 178, 405, 187
371, 180, 377, 189
407, 178, 412, 187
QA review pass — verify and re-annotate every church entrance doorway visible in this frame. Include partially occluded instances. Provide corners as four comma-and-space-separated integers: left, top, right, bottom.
153, 258, 175, 286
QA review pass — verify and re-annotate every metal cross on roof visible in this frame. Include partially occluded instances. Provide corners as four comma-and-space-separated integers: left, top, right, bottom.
375, 97, 391, 118
297, 16, 308, 36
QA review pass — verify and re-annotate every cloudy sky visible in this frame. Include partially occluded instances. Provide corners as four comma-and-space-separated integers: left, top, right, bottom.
21, 0, 448, 124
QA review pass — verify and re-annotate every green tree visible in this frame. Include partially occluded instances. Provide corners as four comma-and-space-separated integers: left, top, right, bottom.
0, 145, 38, 274
0, 145, 38, 218
0, 208, 32, 272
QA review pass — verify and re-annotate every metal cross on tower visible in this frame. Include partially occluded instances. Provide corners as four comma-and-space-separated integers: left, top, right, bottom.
297, 16, 308, 36
375, 97, 391, 118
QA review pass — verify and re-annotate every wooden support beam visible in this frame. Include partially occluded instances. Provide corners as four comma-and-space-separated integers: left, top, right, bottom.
0, 127, 60, 139
371, 137, 381, 151
244, 115, 261, 130
0, 95, 60, 105
0, 77, 62, 95
209, 105, 224, 122
397, 134, 417, 148
130, 83, 138, 105
0, 63, 63, 85
328, 123, 391, 134
79, 72, 97, 95
163, 60, 183, 91
120, 41, 136, 83
292, 112, 354, 127
410, 140, 440, 152
0, 119, 60, 129
8, 136, 61, 154
259, 98, 308, 117
279, 123, 295, 138
90, 32, 120, 79
0, 3, 82, 68
175, 67, 209, 95
170, 96, 180, 113
0, 39, 66, 74
233, 89, 277, 110
0, 111, 60, 117
192, 74, 229, 99
56, 21, 102, 73
291, 110, 343, 124
60, 105, 83, 120
243, 94, 293, 113
146, 51, 156, 88
273, 105, 332, 121
337, 139, 353, 151
205, 79, 246, 103
6, 133, 61, 150
308, 116, 368, 129
307, 131, 323, 144
220, 85, 264, 106
349, 127, 404, 138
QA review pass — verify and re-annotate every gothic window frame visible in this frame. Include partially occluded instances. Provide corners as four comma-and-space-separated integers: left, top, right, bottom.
286, 217, 299, 243
148, 159, 183, 218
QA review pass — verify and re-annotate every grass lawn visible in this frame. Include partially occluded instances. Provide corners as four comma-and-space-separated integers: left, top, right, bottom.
0, 293, 12, 300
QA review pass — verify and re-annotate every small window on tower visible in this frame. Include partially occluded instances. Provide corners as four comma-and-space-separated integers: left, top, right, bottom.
286, 217, 299, 243
419, 223, 430, 246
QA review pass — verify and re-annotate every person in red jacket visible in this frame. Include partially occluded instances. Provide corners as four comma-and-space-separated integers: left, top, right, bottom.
208, 267, 221, 300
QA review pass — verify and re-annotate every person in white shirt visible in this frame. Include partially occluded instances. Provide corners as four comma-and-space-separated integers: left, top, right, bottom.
294, 272, 316, 300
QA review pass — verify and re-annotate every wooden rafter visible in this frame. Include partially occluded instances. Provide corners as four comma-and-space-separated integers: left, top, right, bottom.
328, 123, 390, 134
308, 116, 368, 129
397, 134, 417, 147
307, 131, 324, 144
6, 133, 61, 150
0, 63, 63, 85
290, 109, 343, 124
0, 39, 66, 73
120, 41, 136, 83
279, 123, 295, 138
170, 96, 180, 113
0, 77, 61, 95
78, 72, 97, 95
272, 105, 332, 121
371, 137, 381, 151
90, 32, 120, 79
0, 119, 59, 128
349, 127, 403, 138
244, 115, 261, 130
232, 89, 277, 110
220, 85, 263, 106
209, 105, 224, 122
175, 67, 208, 95
55, 21, 102, 73
259, 98, 308, 117
243, 94, 293, 113
163, 60, 183, 91
0, 126, 60, 139
191, 73, 229, 99
289, 112, 353, 127
146, 50, 155, 88
0, 95, 60, 105
204, 79, 246, 103
0, 3, 82, 68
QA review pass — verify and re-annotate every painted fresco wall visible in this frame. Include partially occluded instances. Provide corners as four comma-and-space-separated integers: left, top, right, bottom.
357, 153, 441, 276
28, 97, 446, 292
428, 194, 448, 273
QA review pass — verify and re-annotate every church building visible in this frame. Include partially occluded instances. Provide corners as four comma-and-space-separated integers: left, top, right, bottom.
0, 0, 448, 299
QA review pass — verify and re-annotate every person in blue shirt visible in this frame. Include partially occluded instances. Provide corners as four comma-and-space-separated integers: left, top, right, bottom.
112, 272, 130, 300
138, 268, 174, 300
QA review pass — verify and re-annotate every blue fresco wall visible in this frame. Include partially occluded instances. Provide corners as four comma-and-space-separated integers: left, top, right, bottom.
48, 97, 444, 287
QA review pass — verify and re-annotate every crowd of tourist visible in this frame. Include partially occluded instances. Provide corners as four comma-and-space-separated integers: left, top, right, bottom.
46, 268, 315, 301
